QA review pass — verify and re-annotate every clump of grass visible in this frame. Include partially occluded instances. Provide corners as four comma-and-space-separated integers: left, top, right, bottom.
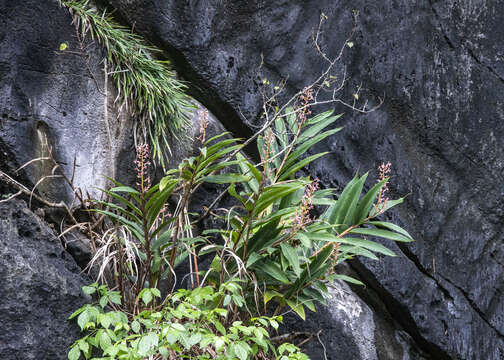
61, 0, 192, 166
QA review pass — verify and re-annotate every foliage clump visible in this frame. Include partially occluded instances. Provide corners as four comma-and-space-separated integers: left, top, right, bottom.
69, 101, 412, 359
69, 282, 307, 360
58, 5, 411, 358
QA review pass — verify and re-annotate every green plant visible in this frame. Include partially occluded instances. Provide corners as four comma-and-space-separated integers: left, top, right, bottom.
71, 100, 413, 359
60, 0, 193, 166
69, 281, 308, 360
196, 106, 412, 319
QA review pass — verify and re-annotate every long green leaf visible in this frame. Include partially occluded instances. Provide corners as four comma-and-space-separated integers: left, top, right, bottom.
259, 260, 290, 284
196, 160, 243, 178
198, 173, 251, 184
251, 207, 297, 228
350, 227, 412, 242
197, 143, 243, 171
146, 181, 179, 229
236, 153, 260, 193
286, 245, 333, 298
354, 178, 387, 224
93, 199, 142, 224
368, 221, 413, 240
303, 109, 337, 126
338, 237, 396, 257
332, 274, 364, 286
278, 152, 328, 180
275, 116, 289, 148
341, 173, 368, 228
338, 245, 379, 260
109, 186, 140, 195
93, 209, 144, 241
242, 220, 281, 257
323, 173, 367, 231
228, 183, 251, 211
323, 174, 359, 225
253, 182, 305, 216
283, 128, 342, 170
297, 113, 342, 143
204, 132, 231, 146
280, 243, 301, 277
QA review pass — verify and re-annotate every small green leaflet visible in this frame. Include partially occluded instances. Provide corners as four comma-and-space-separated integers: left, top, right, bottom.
138, 333, 159, 356
68, 346, 80, 360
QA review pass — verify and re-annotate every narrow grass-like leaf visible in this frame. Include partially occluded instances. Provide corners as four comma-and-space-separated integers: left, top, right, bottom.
338, 237, 396, 257
341, 173, 368, 228
350, 228, 412, 242
332, 274, 364, 286
297, 113, 341, 142
198, 174, 251, 184
259, 260, 290, 284
278, 152, 328, 181
339, 245, 379, 260
368, 221, 413, 240
280, 243, 301, 277
354, 178, 387, 224
283, 128, 342, 170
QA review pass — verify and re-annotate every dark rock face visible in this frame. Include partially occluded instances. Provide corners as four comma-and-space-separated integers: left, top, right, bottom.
104, 1, 504, 358
0, 199, 89, 359
0, 0, 135, 203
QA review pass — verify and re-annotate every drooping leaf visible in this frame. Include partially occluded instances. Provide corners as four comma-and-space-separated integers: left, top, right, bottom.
77, 309, 89, 331
141, 290, 153, 305
368, 221, 413, 240
286, 299, 306, 320
332, 274, 364, 286
264, 290, 283, 305
338, 237, 396, 257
